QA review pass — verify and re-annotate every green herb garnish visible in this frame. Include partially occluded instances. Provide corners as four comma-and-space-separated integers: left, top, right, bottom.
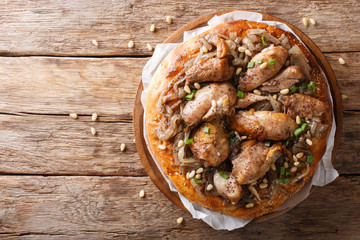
294, 128, 304, 137
200, 83, 209, 88
283, 178, 291, 184
280, 166, 285, 176
229, 130, 235, 135
237, 89, 245, 99
290, 85, 298, 94
230, 137, 237, 143
276, 179, 283, 184
264, 140, 271, 147
308, 81, 316, 92
219, 171, 229, 180
268, 59, 276, 66
306, 155, 314, 163
301, 82, 307, 89
261, 36, 267, 46
181, 121, 187, 128
301, 123, 308, 131
204, 126, 210, 134
285, 138, 290, 146
247, 61, 255, 68
301, 163, 306, 168
193, 177, 202, 184
186, 138, 194, 144
256, 59, 263, 64
185, 89, 196, 101
285, 170, 292, 177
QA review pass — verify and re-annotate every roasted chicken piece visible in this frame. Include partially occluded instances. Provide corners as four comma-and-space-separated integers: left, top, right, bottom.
182, 82, 237, 127
185, 58, 234, 83
229, 109, 297, 141
189, 120, 229, 167
234, 92, 270, 109
283, 93, 329, 119
232, 140, 282, 185
213, 171, 244, 204
238, 46, 288, 91
208, 35, 229, 58
261, 65, 305, 92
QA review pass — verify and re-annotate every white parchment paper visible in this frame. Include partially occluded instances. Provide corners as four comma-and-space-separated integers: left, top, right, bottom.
140, 11, 339, 230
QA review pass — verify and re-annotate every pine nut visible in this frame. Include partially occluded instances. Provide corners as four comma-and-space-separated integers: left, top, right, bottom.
284, 161, 289, 168
92, 113, 98, 121
177, 217, 184, 224
306, 138, 313, 146
302, 18, 308, 27
188, 170, 195, 178
259, 62, 267, 69
263, 178, 268, 183
238, 46, 246, 52
121, 143, 126, 151
294, 161, 300, 166
271, 162, 276, 171
157, 144, 166, 150
166, 16, 172, 24
259, 183, 268, 189
339, 58, 346, 65
184, 85, 191, 93
177, 140, 184, 148
245, 203, 254, 208
202, 45, 208, 53
195, 174, 201, 179
194, 83, 201, 89
280, 88, 290, 95
253, 89, 261, 95
341, 94, 348, 99
272, 94, 277, 100
139, 189, 145, 198
91, 39, 98, 47
293, 155, 298, 162
250, 180, 257, 186
285, 60, 290, 67
206, 184, 214, 191
91, 127, 96, 135
149, 24, 156, 32
290, 166, 298, 173
236, 67, 242, 75
69, 113, 78, 119
128, 40, 134, 48
241, 135, 247, 140
309, 18, 316, 25
147, 43, 153, 51
296, 152, 304, 158
296, 115, 301, 125
245, 49, 252, 56
196, 168, 204, 174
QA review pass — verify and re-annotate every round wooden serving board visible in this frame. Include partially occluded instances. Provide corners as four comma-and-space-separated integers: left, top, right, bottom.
133, 10, 343, 224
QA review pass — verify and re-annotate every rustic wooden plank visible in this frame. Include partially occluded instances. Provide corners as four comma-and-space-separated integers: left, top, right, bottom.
0, 111, 358, 176
0, 0, 359, 56
0, 114, 145, 176
0, 53, 358, 116
0, 175, 358, 239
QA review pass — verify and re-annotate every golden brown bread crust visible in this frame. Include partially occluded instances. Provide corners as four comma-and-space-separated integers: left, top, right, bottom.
145, 20, 332, 218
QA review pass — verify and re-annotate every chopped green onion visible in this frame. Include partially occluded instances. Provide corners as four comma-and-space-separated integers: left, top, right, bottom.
301, 82, 307, 89
247, 61, 255, 68
185, 89, 196, 101
264, 140, 271, 147
283, 178, 291, 184
301, 163, 306, 168
280, 166, 285, 176
186, 138, 194, 144
261, 36, 267, 46
301, 123, 308, 131
181, 121, 187, 128
200, 83, 209, 88
285, 170, 292, 177
275, 179, 283, 184
294, 128, 304, 137
306, 155, 314, 163
308, 81, 316, 92
285, 138, 290, 146
256, 59, 263, 64
230, 137, 237, 143
290, 85, 298, 94
237, 89, 245, 99
268, 59, 276, 66
229, 130, 235, 135
193, 177, 202, 184
219, 171, 229, 180
204, 126, 210, 134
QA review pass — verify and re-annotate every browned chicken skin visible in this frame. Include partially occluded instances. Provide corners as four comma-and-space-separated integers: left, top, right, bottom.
229, 109, 297, 141
283, 93, 329, 119
213, 171, 244, 203
232, 140, 282, 185
238, 46, 288, 91
182, 82, 237, 127
261, 65, 305, 92
190, 120, 229, 167
185, 58, 234, 84
234, 93, 269, 109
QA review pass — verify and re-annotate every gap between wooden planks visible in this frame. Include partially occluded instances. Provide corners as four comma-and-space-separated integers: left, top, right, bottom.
0, 0, 359, 56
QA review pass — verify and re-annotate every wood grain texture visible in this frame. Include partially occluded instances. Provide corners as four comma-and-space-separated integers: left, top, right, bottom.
0, 53, 358, 116
0, 175, 358, 239
0, 0, 359, 56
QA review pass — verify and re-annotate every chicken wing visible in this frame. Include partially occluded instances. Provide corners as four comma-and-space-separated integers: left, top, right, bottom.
261, 65, 305, 92
283, 93, 329, 119
232, 140, 282, 185
238, 46, 288, 91
213, 171, 244, 203
189, 120, 229, 167
234, 92, 269, 109
229, 109, 297, 141
182, 82, 237, 127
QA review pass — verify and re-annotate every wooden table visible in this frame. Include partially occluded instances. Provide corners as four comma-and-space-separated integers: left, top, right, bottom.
0, 1, 359, 239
